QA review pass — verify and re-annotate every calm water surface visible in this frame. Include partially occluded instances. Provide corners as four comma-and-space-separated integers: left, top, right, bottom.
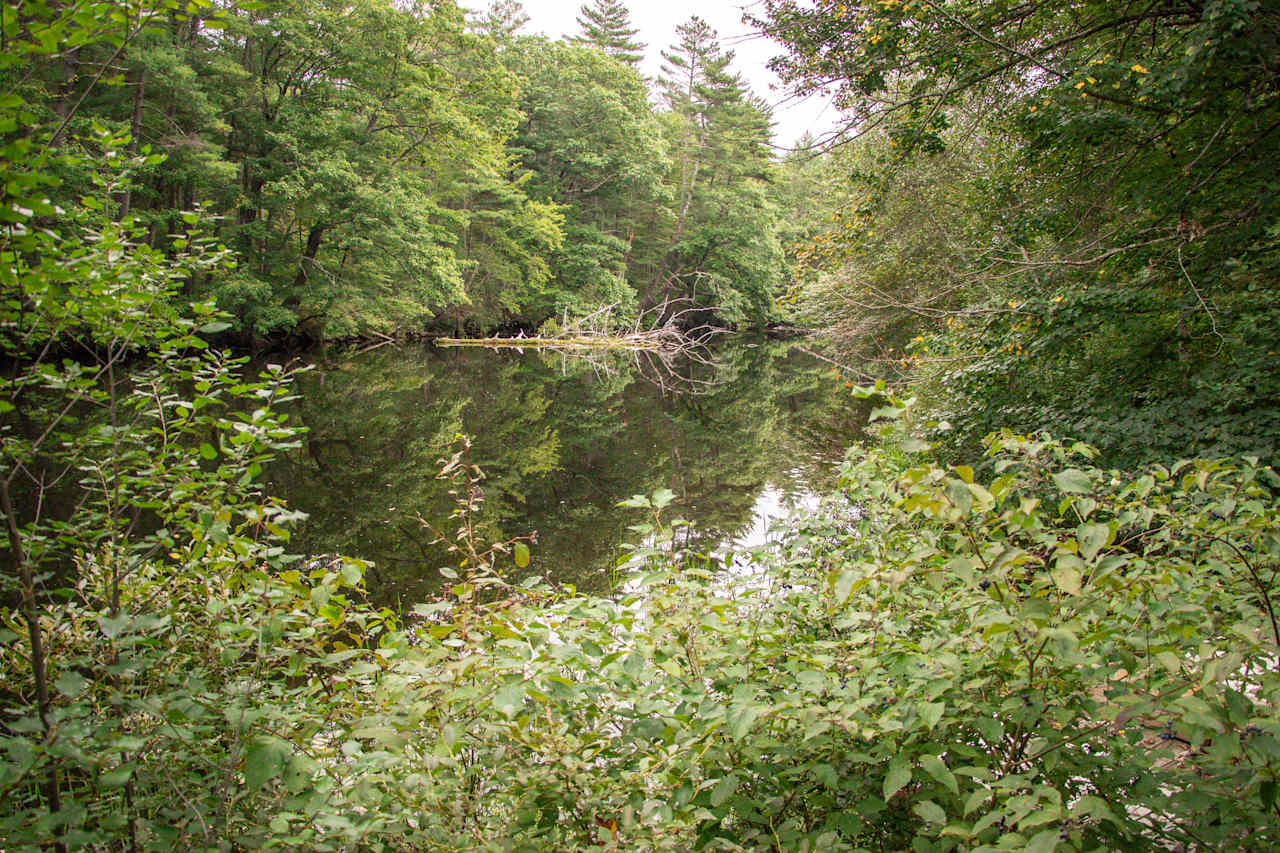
259, 338, 870, 604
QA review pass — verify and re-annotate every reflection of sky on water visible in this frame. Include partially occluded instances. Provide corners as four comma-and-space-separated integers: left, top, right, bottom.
727, 477, 824, 551
618, 475, 832, 599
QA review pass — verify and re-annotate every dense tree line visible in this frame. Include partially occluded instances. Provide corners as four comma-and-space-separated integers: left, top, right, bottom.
762, 0, 1280, 467
11, 0, 783, 343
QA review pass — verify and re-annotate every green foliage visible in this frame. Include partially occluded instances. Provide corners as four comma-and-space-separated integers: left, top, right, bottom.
761, 0, 1280, 466
0, 62, 320, 845
8, 0, 794, 342
571, 0, 645, 65
5, 124, 1277, 847
502, 38, 668, 323
473, 0, 531, 42
373, 431, 1277, 851
14, 3, 1278, 851
202, 0, 551, 337
650, 17, 786, 327
16, 425, 1274, 850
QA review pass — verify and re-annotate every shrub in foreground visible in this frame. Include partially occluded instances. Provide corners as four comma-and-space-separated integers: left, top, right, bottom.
7, 428, 1277, 851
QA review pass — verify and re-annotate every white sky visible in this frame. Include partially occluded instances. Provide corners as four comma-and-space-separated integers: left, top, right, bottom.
501, 0, 840, 150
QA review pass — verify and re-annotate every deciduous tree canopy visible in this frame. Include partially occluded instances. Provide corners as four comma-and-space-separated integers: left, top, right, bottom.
758, 0, 1280, 465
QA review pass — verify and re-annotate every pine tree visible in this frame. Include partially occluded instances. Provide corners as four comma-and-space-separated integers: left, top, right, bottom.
650, 16, 782, 324
656, 15, 736, 274
659, 17, 737, 123
571, 0, 644, 65
475, 0, 529, 42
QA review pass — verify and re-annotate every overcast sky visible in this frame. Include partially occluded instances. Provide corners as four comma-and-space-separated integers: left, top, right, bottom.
500, 0, 839, 150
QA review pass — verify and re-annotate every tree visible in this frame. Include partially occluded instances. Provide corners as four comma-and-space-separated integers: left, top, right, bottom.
650, 17, 784, 326
20, 0, 568, 340
502, 39, 670, 322
755, 0, 1280, 464
204, 0, 561, 338
571, 0, 645, 65
0, 5, 317, 845
474, 0, 530, 42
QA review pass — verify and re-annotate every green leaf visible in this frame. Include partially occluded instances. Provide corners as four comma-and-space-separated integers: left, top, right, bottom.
97, 613, 130, 639
946, 480, 972, 515
812, 763, 839, 789
651, 488, 675, 509
964, 788, 989, 815
513, 541, 530, 568
833, 568, 858, 605
198, 442, 218, 460
244, 738, 288, 790
917, 701, 945, 730
711, 774, 738, 807
728, 704, 761, 741
914, 799, 946, 825
1070, 794, 1120, 825
870, 404, 904, 422
99, 767, 133, 789
492, 683, 525, 719
1050, 564, 1082, 596
920, 754, 958, 796
1077, 523, 1109, 562
1025, 828, 1062, 853
1052, 469, 1092, 494
54, 670, 88, 697
884, 758, 912, 801
901, 436, 930, 452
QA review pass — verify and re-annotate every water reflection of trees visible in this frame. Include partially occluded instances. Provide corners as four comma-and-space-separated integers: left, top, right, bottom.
261, 339, 867, 604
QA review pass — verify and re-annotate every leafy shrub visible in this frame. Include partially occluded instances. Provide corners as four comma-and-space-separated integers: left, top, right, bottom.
6, 417, 1278, 850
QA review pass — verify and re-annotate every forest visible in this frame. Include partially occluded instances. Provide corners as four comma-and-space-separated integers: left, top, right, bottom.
2, 0, 1278, 850
2, 0, 785, 341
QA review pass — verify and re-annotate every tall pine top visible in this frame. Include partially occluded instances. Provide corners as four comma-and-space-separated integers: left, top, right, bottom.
572, 0, 645, 65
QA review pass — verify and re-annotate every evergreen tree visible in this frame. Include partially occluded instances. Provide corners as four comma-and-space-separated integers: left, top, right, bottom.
650, 17, 783, 326
571, 0, 644, 65
475, 0, 529, 42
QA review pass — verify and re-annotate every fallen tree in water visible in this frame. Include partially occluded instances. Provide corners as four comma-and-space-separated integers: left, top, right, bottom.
434, 298, 726, 352
434, 299, 728, 394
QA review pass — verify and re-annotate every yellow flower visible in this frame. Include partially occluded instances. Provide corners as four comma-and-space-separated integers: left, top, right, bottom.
1131, 64, 1148, 74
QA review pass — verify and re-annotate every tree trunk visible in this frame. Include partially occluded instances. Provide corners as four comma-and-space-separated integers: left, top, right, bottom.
118, 68, 147, 219
0, 479, 66, 853
292, 224, 326, 292
50, 47, 81, 147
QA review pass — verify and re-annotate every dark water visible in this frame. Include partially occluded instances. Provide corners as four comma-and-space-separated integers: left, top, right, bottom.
259, 338, 871, 604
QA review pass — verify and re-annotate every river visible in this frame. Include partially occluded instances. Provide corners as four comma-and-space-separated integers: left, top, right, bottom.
258, 337, 871, 605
